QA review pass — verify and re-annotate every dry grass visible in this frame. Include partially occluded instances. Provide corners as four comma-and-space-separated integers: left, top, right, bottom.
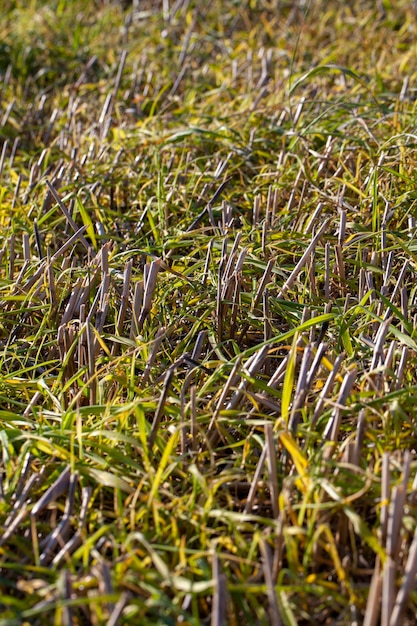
1, 0, 417, 624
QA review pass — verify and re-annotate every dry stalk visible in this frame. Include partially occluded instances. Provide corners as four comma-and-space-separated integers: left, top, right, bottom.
211, 553, 228, 626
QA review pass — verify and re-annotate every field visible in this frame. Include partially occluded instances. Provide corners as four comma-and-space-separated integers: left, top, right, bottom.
1, 0, 417, 624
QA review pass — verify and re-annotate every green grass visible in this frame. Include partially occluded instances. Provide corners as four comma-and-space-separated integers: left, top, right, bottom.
1, 0, 417, 624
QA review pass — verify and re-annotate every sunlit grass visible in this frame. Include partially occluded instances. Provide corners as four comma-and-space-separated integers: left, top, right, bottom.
1, 0, 417, 624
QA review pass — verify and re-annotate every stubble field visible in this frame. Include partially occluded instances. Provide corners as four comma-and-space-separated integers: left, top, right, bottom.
1, 1, 417, 624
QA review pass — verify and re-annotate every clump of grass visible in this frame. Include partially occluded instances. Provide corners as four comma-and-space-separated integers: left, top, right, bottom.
1, 0, 417, 624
